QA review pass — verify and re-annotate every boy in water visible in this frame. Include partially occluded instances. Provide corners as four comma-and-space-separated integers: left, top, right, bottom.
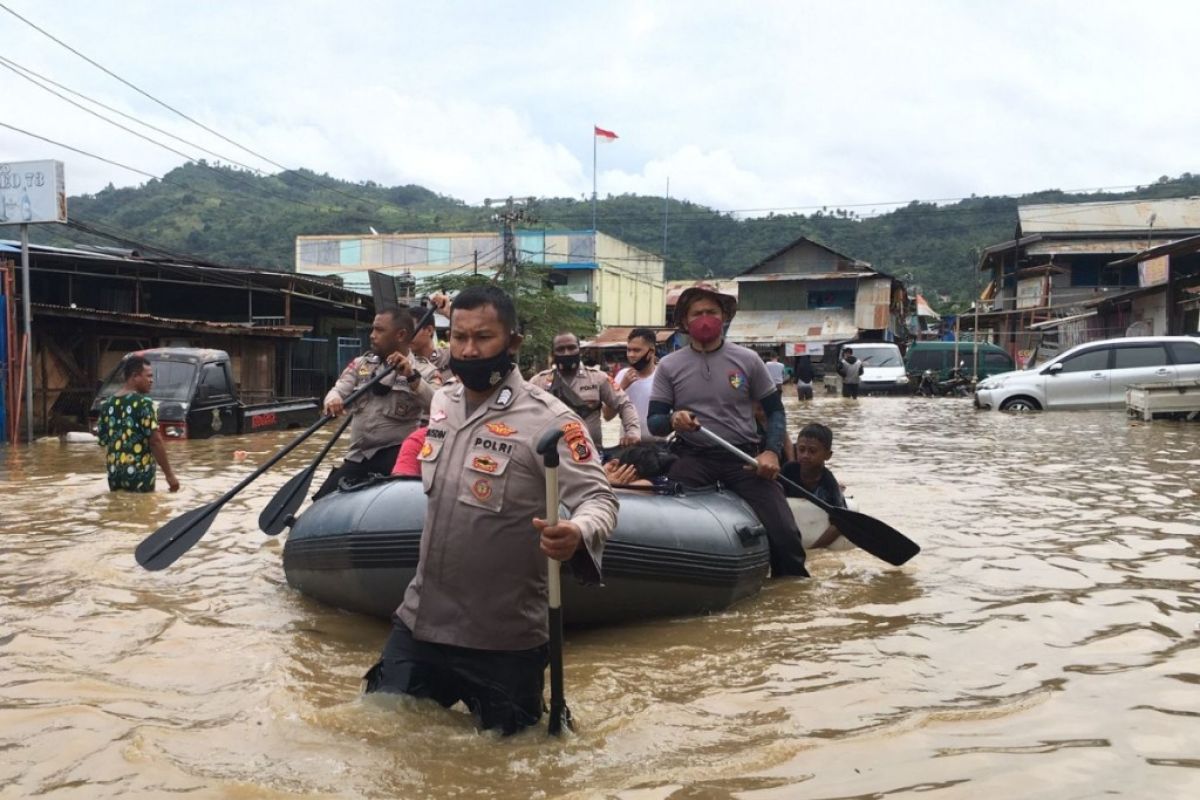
780, 423, 845, 548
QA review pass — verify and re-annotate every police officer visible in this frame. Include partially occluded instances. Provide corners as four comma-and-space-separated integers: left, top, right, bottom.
411, 294, 453, 388
365, 285, 618, 735
314, 307, 432, 500
530, 331, 641, 450
646, 285, 809, 577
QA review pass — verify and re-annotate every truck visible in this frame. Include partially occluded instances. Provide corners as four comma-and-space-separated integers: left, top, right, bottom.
90, 348, 321, 439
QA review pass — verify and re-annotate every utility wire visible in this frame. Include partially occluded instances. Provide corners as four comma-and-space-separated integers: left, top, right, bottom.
0, 1, 420, 212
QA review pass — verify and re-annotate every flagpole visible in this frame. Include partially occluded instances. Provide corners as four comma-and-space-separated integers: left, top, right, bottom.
592, 127, 598, 234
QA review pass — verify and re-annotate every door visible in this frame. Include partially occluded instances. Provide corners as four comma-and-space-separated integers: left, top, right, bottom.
1043, 346, 1110, 409
1107, 343, 1175, 406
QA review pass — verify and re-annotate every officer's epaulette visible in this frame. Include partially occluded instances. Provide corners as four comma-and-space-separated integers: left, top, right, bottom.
527, 383, 571, 413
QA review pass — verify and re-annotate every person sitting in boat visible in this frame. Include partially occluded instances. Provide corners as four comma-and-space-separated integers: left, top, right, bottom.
603, 443, 676, 491
364, 284, 618, 736
646, 285, 809, 578
314, 307, 432, 500
530, 331, 641, 452
780, 423, 847, 549
390, 425, 428, 478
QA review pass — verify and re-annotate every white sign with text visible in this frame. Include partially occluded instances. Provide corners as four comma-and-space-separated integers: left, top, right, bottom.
0, 160, 67, 224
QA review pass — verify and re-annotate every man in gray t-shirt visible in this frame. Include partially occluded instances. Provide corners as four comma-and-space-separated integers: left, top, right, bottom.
647, 286, 808, 577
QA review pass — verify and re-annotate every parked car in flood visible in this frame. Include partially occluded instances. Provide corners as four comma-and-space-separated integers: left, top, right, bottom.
973, 336, 1200, 412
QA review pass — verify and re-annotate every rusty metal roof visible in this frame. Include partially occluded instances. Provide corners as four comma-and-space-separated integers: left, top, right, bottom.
735, 271, 876, 283
32, 303, 312, 338
1019, 198, 1200, 234
725, 309, 858, 344
1109, 233, 1200, 266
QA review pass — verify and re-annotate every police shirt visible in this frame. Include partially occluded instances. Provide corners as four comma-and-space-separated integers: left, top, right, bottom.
323, 353, 433, 462
529, 364, 640, 448
397, 367, 618, 651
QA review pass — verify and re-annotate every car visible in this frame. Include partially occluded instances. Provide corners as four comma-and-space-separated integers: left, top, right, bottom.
904, 341, 1015, 382
822, 342, 910, 395
974, 336, 1200, 412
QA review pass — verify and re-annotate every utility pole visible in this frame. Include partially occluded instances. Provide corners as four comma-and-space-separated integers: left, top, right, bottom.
493, 197, 537, 283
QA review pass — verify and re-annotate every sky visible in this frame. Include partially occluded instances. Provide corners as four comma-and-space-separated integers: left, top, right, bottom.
2, 0, 1199, 217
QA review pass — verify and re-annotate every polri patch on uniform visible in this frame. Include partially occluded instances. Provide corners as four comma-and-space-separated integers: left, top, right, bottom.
472, 455, 499, 473
431, 410, 447, 423
561, 421, 593, 463
496, 387, 513, 407
471, 478, 493, 501
728, 370, 746, 390
419, 441, 434, 459
486, 421, 517, 437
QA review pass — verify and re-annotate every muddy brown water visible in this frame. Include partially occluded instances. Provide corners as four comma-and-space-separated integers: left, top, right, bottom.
1, 396, 1198, 799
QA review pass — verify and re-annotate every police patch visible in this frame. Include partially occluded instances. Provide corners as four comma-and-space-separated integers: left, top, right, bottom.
472, 455, 499, 473
486, 421, 518, 437
496, 387, 513, 407
728, 370, 746, 390
419, 441, 434, 459
472, 479, 493, 501
561, 421, 593, 463
431, 410, 447, 423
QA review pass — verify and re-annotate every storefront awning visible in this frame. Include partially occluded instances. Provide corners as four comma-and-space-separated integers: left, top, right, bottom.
725, 309, 857, 344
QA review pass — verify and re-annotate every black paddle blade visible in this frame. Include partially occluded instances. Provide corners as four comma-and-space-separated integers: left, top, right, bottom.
825, 505, 920, 567
135, 502, 222, 571
258, 466, 315, 536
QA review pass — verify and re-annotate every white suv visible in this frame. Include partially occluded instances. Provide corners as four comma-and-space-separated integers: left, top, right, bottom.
974, 336, 1200, 412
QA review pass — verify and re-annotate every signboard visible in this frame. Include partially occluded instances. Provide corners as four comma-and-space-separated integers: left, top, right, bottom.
785, 342, 825, 357
0, 160, 67, 224
1138, 255, 1169, 288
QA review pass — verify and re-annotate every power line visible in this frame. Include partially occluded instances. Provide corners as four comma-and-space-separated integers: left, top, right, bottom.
0, 54, 269, 175
0, 1, 422, 213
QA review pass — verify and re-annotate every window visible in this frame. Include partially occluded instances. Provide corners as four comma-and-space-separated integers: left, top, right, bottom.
907, 350, 941, 372
198, 363, 232, 399
1112, 345, 1168, 370
1168, 341, 1200, 365
983, 352, 1013, 372
1058, 348, 1109, 373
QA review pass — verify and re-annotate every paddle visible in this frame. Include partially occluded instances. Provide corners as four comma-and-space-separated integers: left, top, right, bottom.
257, 302, 440, 537
696, 426, 920, 567
536, 428, 572, 736
257, 413, 354, 536
135, 363, 397, 571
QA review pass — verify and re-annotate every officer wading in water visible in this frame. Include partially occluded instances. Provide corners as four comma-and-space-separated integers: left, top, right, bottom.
531, 331, 641, 451
647, 285, 809, 577
364, 285, 618, 735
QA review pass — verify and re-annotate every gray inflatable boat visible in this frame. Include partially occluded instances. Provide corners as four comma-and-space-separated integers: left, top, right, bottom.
283, 478, 770, 626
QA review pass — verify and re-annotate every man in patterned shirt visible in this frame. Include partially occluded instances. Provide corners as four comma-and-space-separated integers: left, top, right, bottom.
96, 355, 181, 492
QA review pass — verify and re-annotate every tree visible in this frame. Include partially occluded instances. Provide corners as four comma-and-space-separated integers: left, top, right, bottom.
421, 265, 597, 375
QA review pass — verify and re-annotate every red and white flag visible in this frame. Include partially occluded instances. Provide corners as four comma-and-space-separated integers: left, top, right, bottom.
594, 125, 618, 142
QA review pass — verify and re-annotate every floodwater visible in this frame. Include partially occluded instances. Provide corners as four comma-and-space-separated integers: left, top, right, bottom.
1, 396, 1198, 799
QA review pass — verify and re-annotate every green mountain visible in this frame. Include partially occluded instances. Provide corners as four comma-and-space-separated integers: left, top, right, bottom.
32, 162, 1200, 312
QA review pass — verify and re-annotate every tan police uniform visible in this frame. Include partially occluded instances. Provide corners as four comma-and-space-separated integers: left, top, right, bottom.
529, 364, 640, 448
397, 367, 618, 651
323, 352, 433, 463
413, 346, 452, 388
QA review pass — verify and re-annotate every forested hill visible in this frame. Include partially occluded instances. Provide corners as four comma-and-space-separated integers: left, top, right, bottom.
34, 163, 1200, 309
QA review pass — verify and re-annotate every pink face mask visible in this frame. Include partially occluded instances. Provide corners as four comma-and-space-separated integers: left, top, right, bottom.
687, 315, 723, 345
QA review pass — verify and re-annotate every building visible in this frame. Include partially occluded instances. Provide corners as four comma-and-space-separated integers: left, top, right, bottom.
968, 197, 1200, 364
0, 242, 373, 438
1087, 234, 1200, 340
725, 236, 908, 357
295, 230, 665, 328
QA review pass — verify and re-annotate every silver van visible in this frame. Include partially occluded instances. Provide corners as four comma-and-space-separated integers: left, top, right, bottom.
974, 336, 1200, 411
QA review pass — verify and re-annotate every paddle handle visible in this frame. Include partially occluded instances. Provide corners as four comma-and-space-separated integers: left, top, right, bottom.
695, 426, 833, 512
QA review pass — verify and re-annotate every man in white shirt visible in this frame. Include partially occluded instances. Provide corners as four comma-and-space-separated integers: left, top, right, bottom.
764, 351, 786, 388
611, 328, 661, 442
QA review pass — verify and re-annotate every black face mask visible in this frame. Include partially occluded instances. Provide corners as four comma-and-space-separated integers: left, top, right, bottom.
449, 350, 515, 392
554, 354, 581, 372
629, 353, 652, 372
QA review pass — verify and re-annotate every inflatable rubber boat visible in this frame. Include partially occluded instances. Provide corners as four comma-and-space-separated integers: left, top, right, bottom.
284, 479, 776, 625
